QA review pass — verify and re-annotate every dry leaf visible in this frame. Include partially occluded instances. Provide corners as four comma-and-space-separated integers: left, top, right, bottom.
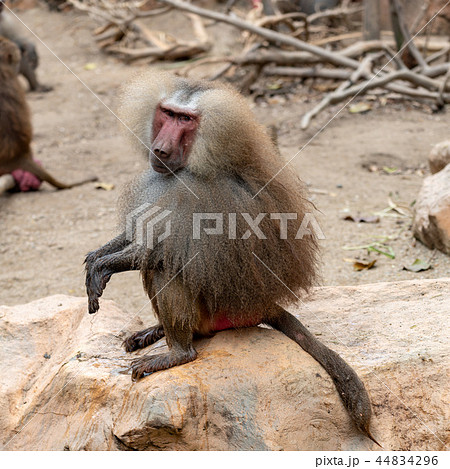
353, 259, 377, 271
349, 102, 372, 114
84, 63, 97, 71
403, 259, 432, 272
95, 182, 115, 191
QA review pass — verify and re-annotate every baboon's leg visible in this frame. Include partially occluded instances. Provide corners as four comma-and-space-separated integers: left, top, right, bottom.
19, 42, 52, 92
130, 315, 197, 381
20, 56, 39, 91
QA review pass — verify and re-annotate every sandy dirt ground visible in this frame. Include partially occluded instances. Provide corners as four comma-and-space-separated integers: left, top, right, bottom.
0, 6, 449, 322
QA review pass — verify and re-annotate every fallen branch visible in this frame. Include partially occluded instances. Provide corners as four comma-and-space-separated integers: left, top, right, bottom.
69, 1, 211, 62
301, 69, 450, 128
264, 66, 350, 80
425, 45, 450, 64
308, 5, 363, 24
105, 42, 209, 61
157, 0, 360, 69
335, 52, 384, 94
422, 63, 450, 78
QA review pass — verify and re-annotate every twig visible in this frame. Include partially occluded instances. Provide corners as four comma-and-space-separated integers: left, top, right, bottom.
209, 43, 262, 81
312, 32, 362, 46
308, 6, 363, 24
425, 45, 450, 64
421, 62, 450, 78
336, 52, 383, 93
264, 66, 350, 80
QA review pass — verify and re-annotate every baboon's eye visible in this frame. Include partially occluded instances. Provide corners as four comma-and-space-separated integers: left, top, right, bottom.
180, 115, 191, 122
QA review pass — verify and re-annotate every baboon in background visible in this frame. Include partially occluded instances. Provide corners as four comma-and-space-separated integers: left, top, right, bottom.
85, 71, 378, 445
0, 37, 97, 189
0, 6, 52, 92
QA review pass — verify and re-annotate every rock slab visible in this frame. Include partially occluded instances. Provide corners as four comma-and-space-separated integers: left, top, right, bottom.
0, 279, 449, 451
428, 141, 450, 175
413, 165, 450, 255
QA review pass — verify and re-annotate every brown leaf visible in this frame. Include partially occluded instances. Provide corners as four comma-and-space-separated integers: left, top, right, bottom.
353, 260, 377, 271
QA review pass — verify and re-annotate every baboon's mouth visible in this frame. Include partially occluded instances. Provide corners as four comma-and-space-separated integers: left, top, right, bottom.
151, 161, 174, 174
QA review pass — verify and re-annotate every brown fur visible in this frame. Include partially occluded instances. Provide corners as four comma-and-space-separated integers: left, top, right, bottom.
0, 37, 96, 190
85, 71, 378, 445
117, 72, 318, 318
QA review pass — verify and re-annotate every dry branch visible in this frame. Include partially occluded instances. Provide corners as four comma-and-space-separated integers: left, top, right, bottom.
264, 66, 350, 80
69, 0, 210, 62
67, 0, 450, 128
308, 5, 363, 24
157, 0, 360, 69
301, 69, 450, 129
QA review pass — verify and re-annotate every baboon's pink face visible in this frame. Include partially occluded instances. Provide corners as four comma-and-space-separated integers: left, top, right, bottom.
150, 104, 199, 174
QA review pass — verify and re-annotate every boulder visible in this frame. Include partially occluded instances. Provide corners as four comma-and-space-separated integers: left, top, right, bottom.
413, 165, 450, 255
428, 141, 450, 175
0, 279, 449, 451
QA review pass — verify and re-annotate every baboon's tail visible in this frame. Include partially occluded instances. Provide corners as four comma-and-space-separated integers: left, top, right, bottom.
20, 157, 97, 190
265, 306, 381, 446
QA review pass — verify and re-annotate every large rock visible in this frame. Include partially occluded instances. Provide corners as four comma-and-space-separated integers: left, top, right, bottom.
413, 165, 450, 255
0, 279, 449, 451
428, 141, 450, 175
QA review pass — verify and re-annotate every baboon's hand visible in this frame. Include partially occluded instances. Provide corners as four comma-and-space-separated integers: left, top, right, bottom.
85, 257, 112, 314
84, 249, 101, 269
85, 249, 102, 304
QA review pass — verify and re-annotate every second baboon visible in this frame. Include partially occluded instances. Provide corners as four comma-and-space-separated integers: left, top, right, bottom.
85, 71, 378, 445
0, 7, 52, 92
0, 37, 97, 189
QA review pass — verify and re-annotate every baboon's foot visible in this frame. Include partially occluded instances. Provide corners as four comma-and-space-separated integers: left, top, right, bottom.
130, 348, 197, 381
123, 325, 165, 353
